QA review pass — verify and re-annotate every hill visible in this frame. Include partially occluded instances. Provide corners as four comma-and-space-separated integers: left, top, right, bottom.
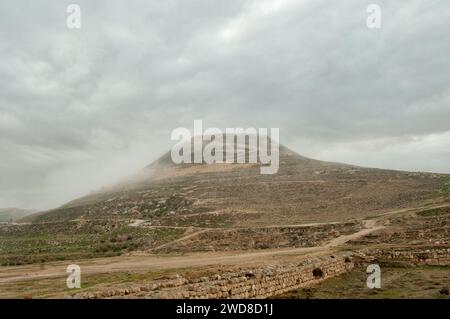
2, 142, 449, 266
25, 143, 450, 226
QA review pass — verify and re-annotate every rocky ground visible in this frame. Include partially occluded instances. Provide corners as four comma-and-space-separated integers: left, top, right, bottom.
0, 147, 449, 298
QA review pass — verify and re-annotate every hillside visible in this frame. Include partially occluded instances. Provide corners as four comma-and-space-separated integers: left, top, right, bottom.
25, 143, 450, 226
2, 143, 449, 266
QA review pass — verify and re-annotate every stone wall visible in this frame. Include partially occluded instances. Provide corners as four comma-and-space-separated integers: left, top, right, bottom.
70, 247, 450, 299
74, 254, 354, 299
154, 223, 362, 253
366, 247, 450, 266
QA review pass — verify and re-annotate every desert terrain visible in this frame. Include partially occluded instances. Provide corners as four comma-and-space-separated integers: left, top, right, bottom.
0, 144, 449, 298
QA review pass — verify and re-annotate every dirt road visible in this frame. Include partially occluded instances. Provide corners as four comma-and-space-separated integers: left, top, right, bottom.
6, 202, 447, 285
0, 217, 385, 285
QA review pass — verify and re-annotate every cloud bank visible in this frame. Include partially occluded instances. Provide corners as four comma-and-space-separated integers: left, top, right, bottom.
0, 0, 449, 209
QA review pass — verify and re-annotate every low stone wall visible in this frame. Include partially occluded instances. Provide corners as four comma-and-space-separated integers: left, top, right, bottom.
74, 254, 354, 299
367, 247, 450, 266
154, 222, 362, 253
70, 247, 450, 299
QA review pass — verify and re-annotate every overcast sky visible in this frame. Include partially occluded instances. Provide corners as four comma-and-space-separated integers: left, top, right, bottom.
1, 0, 449, 210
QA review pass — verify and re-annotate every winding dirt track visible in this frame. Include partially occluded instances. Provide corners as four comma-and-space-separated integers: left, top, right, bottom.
1, 203, 447, 285
0, 219, 384, 284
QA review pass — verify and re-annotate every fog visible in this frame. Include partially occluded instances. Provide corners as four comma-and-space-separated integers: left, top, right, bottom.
1, 0, 449, 209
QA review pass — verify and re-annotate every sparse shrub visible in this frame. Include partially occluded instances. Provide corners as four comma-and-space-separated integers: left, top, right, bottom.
312, 268, 324, 278
440, 287, 449, 295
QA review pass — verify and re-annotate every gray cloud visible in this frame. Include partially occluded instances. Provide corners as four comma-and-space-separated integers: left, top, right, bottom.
0, 0, 449, 209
